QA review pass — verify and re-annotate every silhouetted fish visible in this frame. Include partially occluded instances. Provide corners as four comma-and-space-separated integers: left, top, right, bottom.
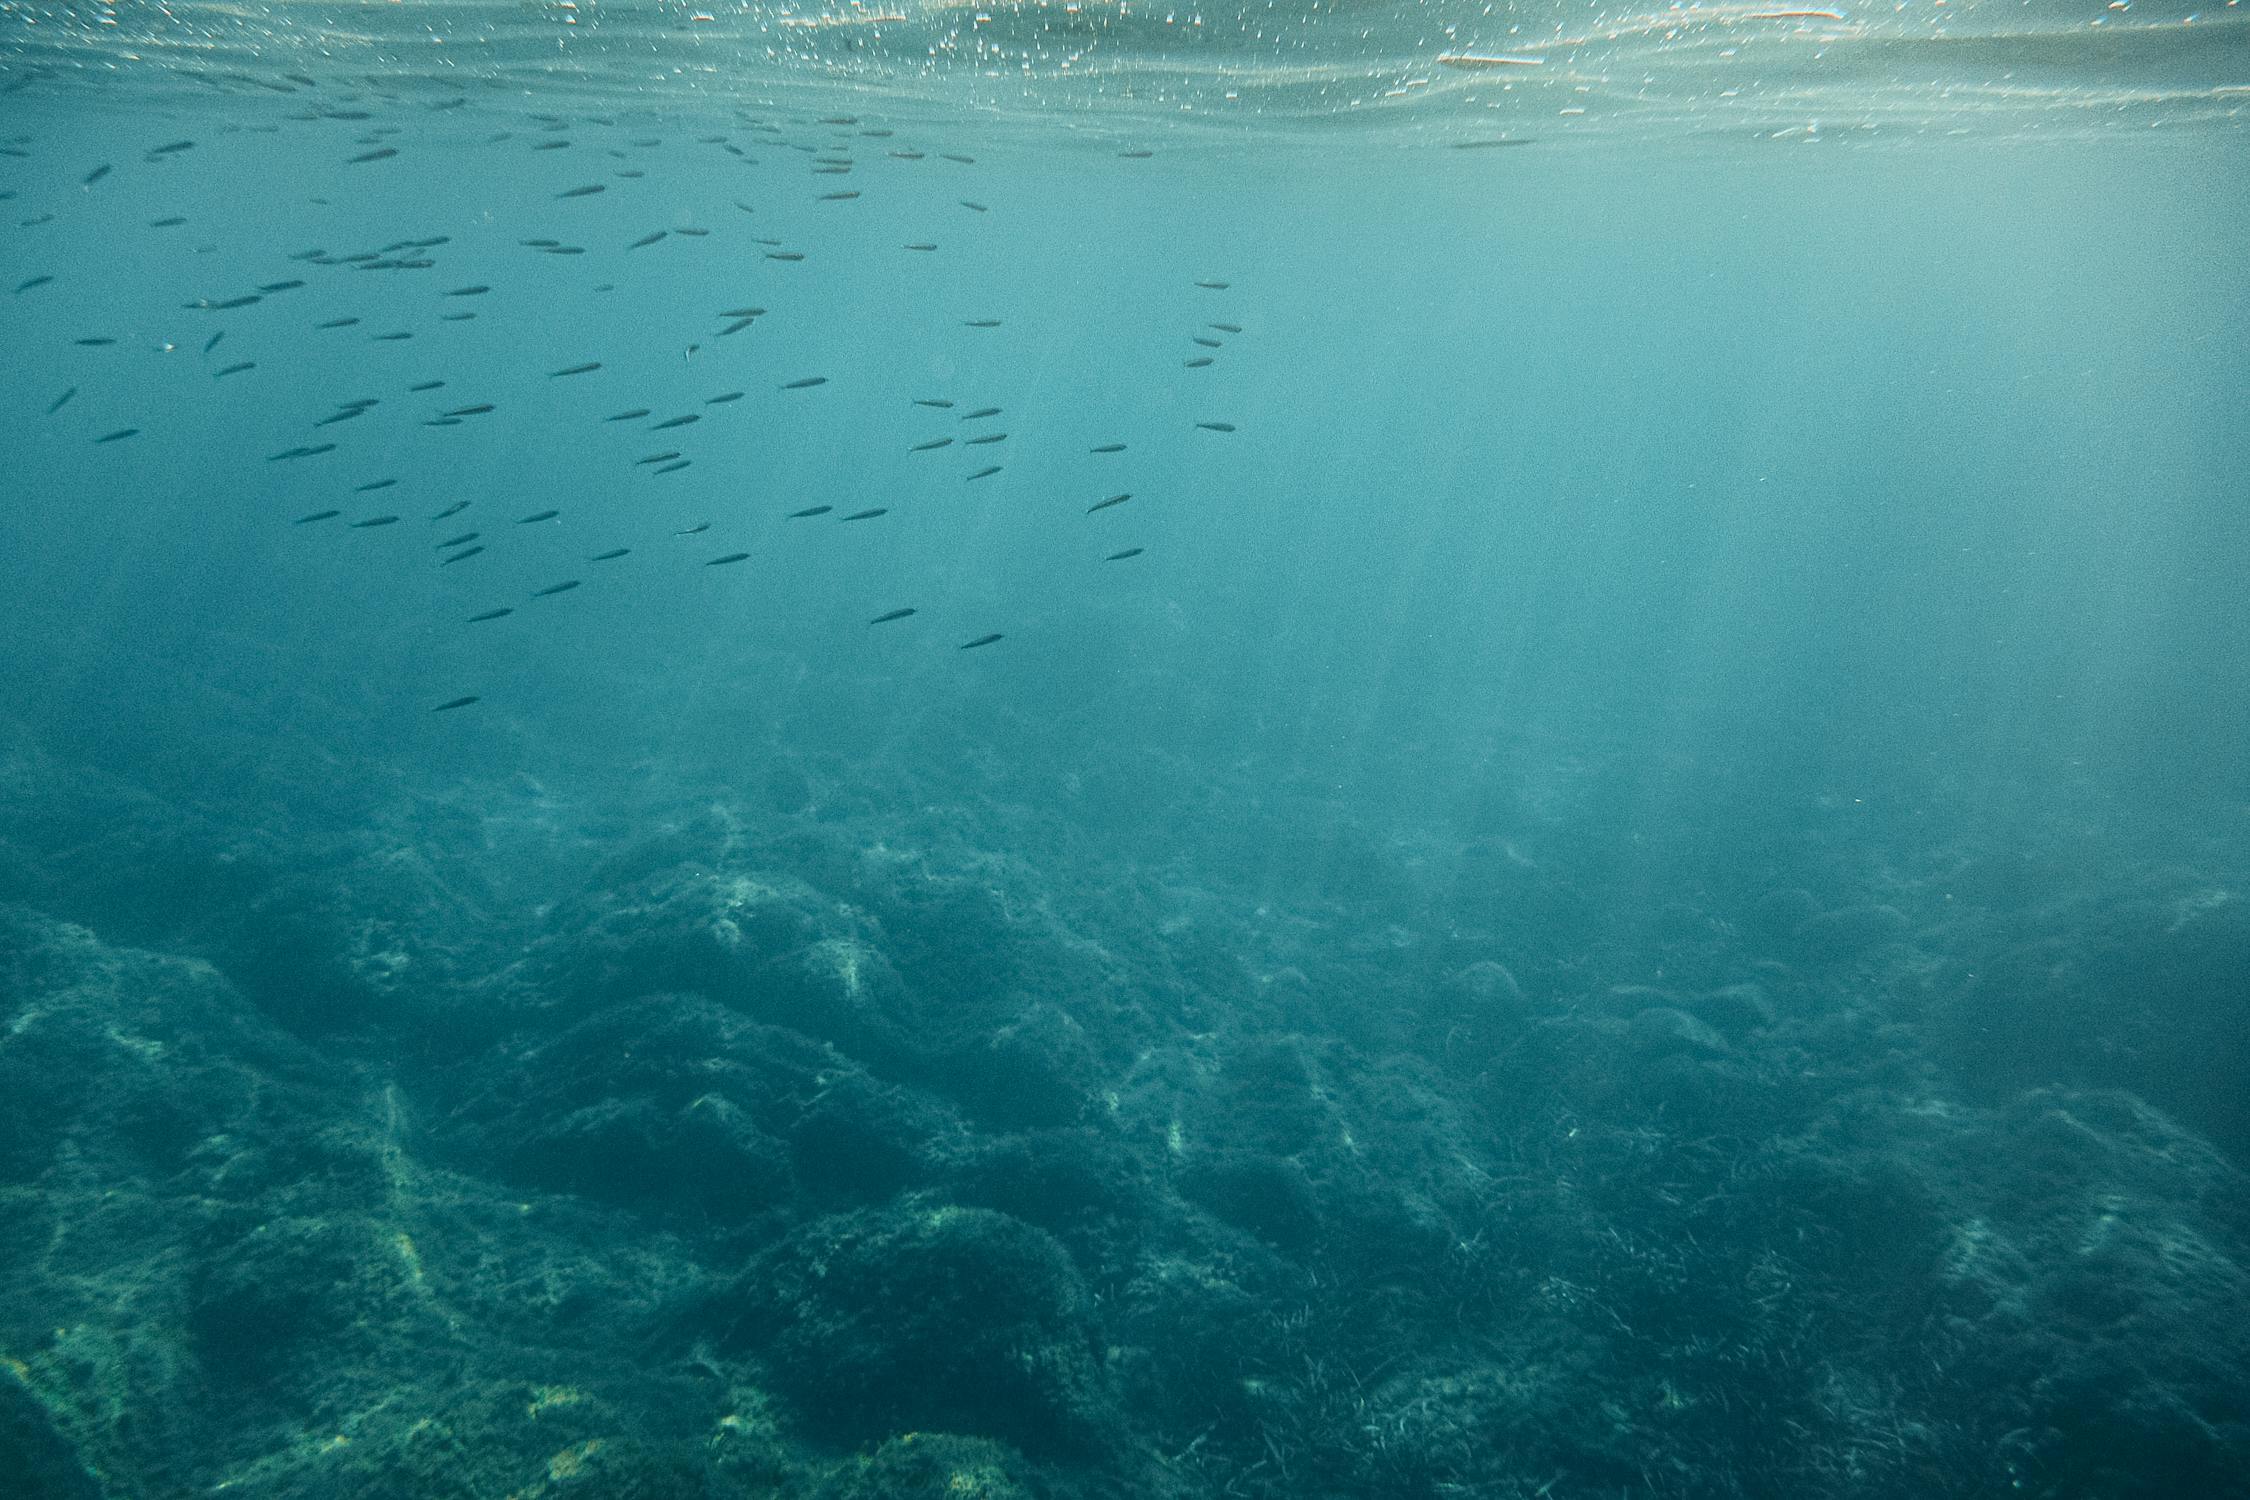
841, 508, 887, 521
1210, 323, 1244, 333
467, 609, 513, 622
446, 404, 495, 417
215, 361, 255, 377
47, 386, 75, 414
913, 398, 954, 408
651, 414, 700, 429
707, 391, 744, 404
780, 376, 827, 390
1195, 280, 1229, 290
869, 608, 916, 625
963, 319, 1000, 328
316, 317, 359, 328
961, 407, 1000, 420
15, 276, 54, 293
966, 466, 1001, 481
959, 633, 1003, 650
629, 231, 667, 249
1087, 493, 1131, 513
432, 696, 481, 712
1090, 443, 1125, 453
911, 438, 954, 452
1186, 358, 1214, 368
1196, 421, 1236, 432
606, 409, 651, 421
356, 479, 398, 492
766, 252, 805, 262
437, 532, 479, 549
905, 243, 937, 251
589, 548, 630, 561
787, 506, 832, 518
294, 510, 340, 524
1106, 547, 1145, 561
559, 184, 605, 197
518, 510, 560, 524
441, 546, 485, 564
351, 515, 400, 528
965, 433, 1006, 446
430, 501, 469, 520
446, 285, 489, 297
409, 381, 445, 392
349, 148, 398, 164
654, 461, 691, 474
960, 201, 988, 213
706, 552, 751, 566
532, 580, 581, 597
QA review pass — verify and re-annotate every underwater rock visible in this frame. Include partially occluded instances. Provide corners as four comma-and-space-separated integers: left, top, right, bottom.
1179, 1147, 1322, 1253
936, 1001, 1097, 1130
723, 1204, 1112, 1454
812, 1432, 1031, 1500
789, 1070, 956, 1205
0, 1365, 101, 1500
1684, 980, 1777, 1037
1625, 1006, 1731, 1061
1788, 902, 1912, 964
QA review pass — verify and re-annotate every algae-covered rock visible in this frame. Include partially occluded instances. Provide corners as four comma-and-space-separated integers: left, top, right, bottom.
813, 1432, 1031, 1500
725, 1204, 1113, 1454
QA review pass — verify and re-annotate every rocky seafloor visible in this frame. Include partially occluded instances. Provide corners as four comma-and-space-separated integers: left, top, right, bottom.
2, 725, 2246, 1500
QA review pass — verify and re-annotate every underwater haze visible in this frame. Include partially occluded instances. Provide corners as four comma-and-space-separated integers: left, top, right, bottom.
3, 6, 2249, 1499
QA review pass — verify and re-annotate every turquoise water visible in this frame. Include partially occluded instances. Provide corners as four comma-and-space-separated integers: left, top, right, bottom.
2, 12, 2247, 1499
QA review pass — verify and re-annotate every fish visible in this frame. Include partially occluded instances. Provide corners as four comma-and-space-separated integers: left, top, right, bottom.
780, 376, 827, 390
431, 696, 481, 713
1195, 280, 1230, 290
1087, 493, 1131, 513
1105, 547, 1145, 561
409, 381, 445, 392
268, 443, 336, 460
1185, 357, 1214, 368
817, 191, 861, 201
545, 246, 586, 255
445, 404, 496, 417
719, 319, 755, 336
548, 363, 602, 380
437, 532, 479, 548
1210, 323, 1244, 333
891, 151, 925, 161
869, 608, 916, 625
259, 280, 306, 292
356, 479, 398, 491
966, 466, 1002, 481
1090, 443, 1126, 453
913, 398, 954, 408
1192, 336, 1222, 348
149, 140, 195, 156
965, 433, 1006, 446
446, 286, 490, 297
911, 438, 954, 452
314, 409, 366, 426
651, 414, 700, 429
963, 319, 1000, 328
532, 580, 581, 597
202, 295, 261, 310
707, 391, 744, 404
629, 231, 667, 249
960, 200, 989, 213
1196, 421, 1237, 432
75, 337, 118, 346
214, 361, 256, 377
352, 515, 400, 528
635, 452, 682, 465
467, 609, 513, 622
294, 510, 340, 524
942, 153, 977, 165
518, 510, 560, 524
654, 460, 691, 474
706, 552, 751, 566
961, 407, 1001, 420
441, 546, 485, 564
675, 522, 711, 535
766, 251, 806, 262
47, 387, 76, 414
1120, 150, 1154, 159
589, 548, 630, 561
14, 276, 54, 293
905, 243, 937, 251
202, 332, 224, 353
521, 238, 560, 247
316, 317, 360, 329
675, 227, 710, 237
374, 332, 413, 342
558, 184, 606, 197
719, 306, 767, 318
841, 508, 888, 521
431, 502, 469, 520
787, 506, 832, 518
606, 409, 651, 421
958, 633, 1004, 650
349, 148, 398, 163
